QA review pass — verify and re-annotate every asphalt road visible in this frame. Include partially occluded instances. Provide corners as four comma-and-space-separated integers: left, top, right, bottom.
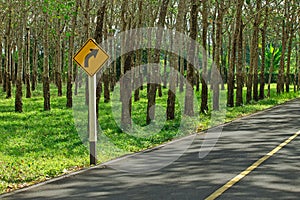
1, 98, 300, 200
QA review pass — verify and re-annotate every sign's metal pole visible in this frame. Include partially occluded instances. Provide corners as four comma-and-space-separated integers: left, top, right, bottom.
88, 75, 97, 165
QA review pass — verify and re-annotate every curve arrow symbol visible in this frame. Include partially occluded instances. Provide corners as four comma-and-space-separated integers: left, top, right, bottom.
84, 49, 99, 68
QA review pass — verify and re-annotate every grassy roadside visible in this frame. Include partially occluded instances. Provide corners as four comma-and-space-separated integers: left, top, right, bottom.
0, 84, 299, 194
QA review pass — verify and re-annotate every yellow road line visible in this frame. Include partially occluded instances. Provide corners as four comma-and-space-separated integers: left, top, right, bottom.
205, 130, 300, 200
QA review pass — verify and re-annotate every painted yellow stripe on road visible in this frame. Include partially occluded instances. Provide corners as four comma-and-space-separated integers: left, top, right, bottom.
205, 130, 300, 200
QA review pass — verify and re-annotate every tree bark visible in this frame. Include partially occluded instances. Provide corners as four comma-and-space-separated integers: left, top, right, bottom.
236, 19, 243, 106
15, 16, 24, 113
267, 50, 275, 97
66, 0, 80, 108
146, 0, 170, 124
0, 38, 2, 85
56, 33, 63, 97
297, 43, 300, 91
5, 39, 11, 99
166, 0, 187, 120
285, 26, 294, 93
25, 27, 31, 98
5, 7, 12, 99
184, 0, 198, 116
32, 29, 38, 92
277, 0, 288, 94
213, 2, 225, 110
94, 1, 107, 116
259, 0, 268, 100
201, 0, 208, 113
228, 0, 242, 107
84, 0, 90, 105
43, 7, 50, 111
251, 0, 262, 102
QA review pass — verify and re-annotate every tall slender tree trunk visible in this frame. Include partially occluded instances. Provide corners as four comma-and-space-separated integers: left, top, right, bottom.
5, 8, 12, 99
84, 0, 90, 105
146, 0, 170, 124
32, 29, 38, 91
297, 43, 300, 91
213, 2, 225, 110
103, 28, 110, 103
25, 27, 31, 98
201, 0, 208, 113
251, 0, 262, 102
285, 28, 294, 93
0, 39, 2, 85
94, 1, 106, 117
11, 45, 15, 85
294, 44, 298, 92
184, 0, 198, 116
267, 51, 275, 97
5, 39, 11, 99
228, 0, 242, 107
15, 16, 24, 113
179, 38, 185, 93
166, 0, 186, 120
277, 0, 288, 94
66, 0, 79, 108
3, 38, 7, 93
236, 20, 244, 106
134, 1, 143, 102
56, 34, 63, 97
43, 9, 50, 111
259, 0, 268, 100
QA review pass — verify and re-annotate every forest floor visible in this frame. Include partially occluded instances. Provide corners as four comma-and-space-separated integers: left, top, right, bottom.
0, 83, 299, 194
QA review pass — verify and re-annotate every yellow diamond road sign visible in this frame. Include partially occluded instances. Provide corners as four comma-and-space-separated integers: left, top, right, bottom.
73, 38, 109, 77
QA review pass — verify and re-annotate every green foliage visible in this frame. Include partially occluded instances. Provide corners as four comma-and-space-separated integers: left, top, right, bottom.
0, 85, 89, 193
264, 44, 282, 73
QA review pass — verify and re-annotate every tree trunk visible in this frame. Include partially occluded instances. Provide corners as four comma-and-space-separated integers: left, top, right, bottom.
213, 2, 225, 110
103, 26, 110, 103
56, 34, 63, 97
167, 0, 187, 120
94, 1, 107, 116
3, 37, 7, 92
267, 51, 275, 97
236, 20, 243, 106
146, 0, 170, 124
43, 8, 50, 111
11, 45, 15, 85
228, 0, 242, 107
25, 27, 31, 98
184, 0, 198, 116
84, 0, 90, 105
15, 17, 24, 113
32, 30, 38, 92
0, 39, 2, 85
134, 2, 143, 102
294, 44, 298, 92
201, 0, 208, 113
285, 29, 293, 93
251, 0, 262, 102
163, 50, 168, 88
259, 1, 268, 100
277, 1, 288, 94
296, 44, 300, 91
66, 0, 79, 108
5, 39, 11, 99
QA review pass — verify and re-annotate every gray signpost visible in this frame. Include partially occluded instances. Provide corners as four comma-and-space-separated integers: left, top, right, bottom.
73, 38, 109, 165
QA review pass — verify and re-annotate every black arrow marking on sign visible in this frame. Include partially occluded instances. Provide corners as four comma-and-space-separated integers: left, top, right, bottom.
84, 49, 99, 68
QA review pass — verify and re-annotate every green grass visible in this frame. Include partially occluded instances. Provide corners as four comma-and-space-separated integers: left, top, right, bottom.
0, 83, 299, 194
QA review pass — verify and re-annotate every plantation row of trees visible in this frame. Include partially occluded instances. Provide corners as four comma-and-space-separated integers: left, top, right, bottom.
0, 0, 299, 126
